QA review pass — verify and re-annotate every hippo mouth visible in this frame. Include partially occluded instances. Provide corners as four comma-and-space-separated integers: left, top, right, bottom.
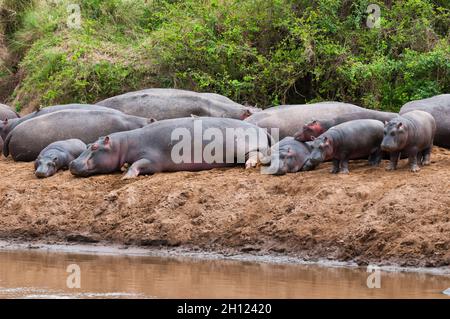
35, 168, 56, 178
69, 161, 94, 177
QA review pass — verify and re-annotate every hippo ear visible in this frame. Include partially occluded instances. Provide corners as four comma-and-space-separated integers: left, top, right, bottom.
396, 122, 403, 129
384, 121, 388, 125
310, 136, 316, 141
3, 118, 7, 124
103, 136, 110, 145
147, 118, 157, 124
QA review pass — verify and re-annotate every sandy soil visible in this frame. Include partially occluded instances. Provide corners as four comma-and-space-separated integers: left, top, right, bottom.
0, 148, 449, 267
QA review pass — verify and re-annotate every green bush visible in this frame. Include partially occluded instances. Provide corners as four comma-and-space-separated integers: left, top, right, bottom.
3, 0, 449, 111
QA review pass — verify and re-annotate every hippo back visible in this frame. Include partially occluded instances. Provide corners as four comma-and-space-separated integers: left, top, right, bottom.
96, 88, 254, 120
245, 102, 365, 138
400, 94, 450, 148
3, 109, 150, 161
0, 103, 19, 120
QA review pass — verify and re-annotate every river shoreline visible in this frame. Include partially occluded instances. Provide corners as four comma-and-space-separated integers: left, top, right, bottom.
1, 240, 449, 276
0, 148, 449, 270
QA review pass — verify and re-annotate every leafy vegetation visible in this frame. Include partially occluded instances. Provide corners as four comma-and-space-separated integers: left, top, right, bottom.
0, 0, 448, 111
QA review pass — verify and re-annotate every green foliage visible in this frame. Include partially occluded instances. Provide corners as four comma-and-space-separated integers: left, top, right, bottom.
3, 0, 450, 110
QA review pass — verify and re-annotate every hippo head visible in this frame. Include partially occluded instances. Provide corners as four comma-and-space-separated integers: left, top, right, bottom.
34, 155, 59, 178
0, 118, 10, 140
294, 120, 326, 142
69, 136, 118, 177
304, 136, 333, 169
263, 138, 310, 175
381, 120, 408, 152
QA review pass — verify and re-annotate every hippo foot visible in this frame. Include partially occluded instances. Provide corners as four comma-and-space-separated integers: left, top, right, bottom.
330, 168, 339, 174
245, 159, 258, 169
410, 165, 421, 173
340, 168, 349, 174
422, 159, 431, 166
385, 165, 396, 171
123, 169, 140, 179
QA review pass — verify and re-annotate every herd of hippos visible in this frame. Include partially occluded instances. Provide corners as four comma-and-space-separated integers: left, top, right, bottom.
0, 88, 448, 178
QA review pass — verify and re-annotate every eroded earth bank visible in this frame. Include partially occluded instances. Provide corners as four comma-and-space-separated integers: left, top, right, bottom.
0, 148, 449, 268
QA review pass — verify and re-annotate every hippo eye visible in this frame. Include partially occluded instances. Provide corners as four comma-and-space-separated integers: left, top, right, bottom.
390, 132, 395, 136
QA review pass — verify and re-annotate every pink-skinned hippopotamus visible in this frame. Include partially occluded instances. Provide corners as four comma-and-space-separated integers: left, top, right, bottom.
399, 94, 450, 149
381, 110, 436, 173
294, 110, 398, 142
96, 88, 260, 120
69, 117, 272, 178
35, 139, 86, 178
303, 119, 385, 174
3, 109, 155, 162
244, 102, 380, 139
0, 103, 124, 142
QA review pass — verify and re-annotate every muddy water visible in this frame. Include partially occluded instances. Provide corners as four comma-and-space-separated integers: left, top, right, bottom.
0, 249, 449, 299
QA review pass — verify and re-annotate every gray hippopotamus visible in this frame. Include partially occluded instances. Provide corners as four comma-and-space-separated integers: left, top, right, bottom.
244, 102, 373, 139
0, 103, 20, 151
304, 119, 384, 173
69, 117, 272, 178
96, 88, 260, 120
3, 109, 154, 162
399, 94, 450, 148
0, 103, 19, 120
0, 104, 124, 142
261, 137, 312, 175
35, 139, 86, 178
381, 110, 436, 172
294, 110, 398, 142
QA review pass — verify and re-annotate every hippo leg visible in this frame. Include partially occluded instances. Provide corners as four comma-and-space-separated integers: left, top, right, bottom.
421, 146, 432, 166
245, 151, 265, 169
386, 152, 400, 171
368, 148, 382, 167
340, 159, 350, 174
123, 159, 154, 179
331, 159, 340, 174
408, 152, 420, 173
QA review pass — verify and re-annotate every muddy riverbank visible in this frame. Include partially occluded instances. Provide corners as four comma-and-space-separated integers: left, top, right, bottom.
0, 148, 449, 268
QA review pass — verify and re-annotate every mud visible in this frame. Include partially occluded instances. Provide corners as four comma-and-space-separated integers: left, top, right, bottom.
0, 148, 449, 268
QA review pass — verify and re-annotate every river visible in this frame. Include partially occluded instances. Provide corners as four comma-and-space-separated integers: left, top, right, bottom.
0, 248, 449, 299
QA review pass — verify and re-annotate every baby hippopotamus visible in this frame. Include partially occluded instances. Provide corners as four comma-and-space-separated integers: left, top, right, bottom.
35, 139, 86, 178
304, 119, 384, 173
381, 110, 436, 172
261, 137, 312, 175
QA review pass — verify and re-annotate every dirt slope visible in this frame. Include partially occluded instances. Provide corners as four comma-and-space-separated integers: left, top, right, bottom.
0, 148, 449, 267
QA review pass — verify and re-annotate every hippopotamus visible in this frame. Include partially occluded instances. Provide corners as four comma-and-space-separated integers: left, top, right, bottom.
96, 88, 260, 120
3, 109, 154, 162
0, 104, 124, 142
0, 103, 19, 120
0, 103, 20, 151
400, 94, 450, 148
69, 117, 271, 178
261, 137, 312, 175
244, 102, 375, 139
294, 110, 398, 142
35, 139, 86, 178
381, 110, 436, 172
304, 119, 384, 173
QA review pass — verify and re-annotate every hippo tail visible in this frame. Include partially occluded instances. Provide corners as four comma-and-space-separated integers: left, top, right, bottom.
2, 132, 12, 157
